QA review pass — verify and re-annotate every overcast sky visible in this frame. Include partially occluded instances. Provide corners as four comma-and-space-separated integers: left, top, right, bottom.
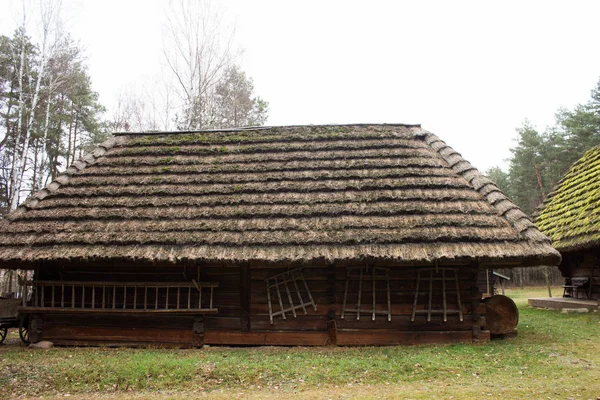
2, 0, 600, 172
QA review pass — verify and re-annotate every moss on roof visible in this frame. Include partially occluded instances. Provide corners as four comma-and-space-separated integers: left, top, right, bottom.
0, 124, 559, 268
535, 145, 600, 252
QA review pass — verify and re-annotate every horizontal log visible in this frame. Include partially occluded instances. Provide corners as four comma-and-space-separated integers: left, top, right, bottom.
204, 331, 330, 346
336, 329, 476, 345
204, 316, 242, 330
42, 325, 195, 344
336, 317, 470, 331
48, 339, 195, 348
250, 315, 328, 331
40, 314, 195, 329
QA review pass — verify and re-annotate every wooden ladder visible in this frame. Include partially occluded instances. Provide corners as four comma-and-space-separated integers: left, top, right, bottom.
411, 268, 463, 322
341, 267, 392, 322
265, 268, 317, 324
24, 281, 219, 313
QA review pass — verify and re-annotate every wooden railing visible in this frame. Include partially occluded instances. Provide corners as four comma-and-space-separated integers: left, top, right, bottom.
21, 281, 218, 314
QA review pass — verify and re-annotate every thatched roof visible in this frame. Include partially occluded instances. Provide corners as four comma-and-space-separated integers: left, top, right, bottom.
0, 124, 559, 268
535, 145, 600, 253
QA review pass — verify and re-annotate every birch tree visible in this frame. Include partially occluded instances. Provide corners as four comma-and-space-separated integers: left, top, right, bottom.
0, 2, 106, 215
9, 0, 62, 210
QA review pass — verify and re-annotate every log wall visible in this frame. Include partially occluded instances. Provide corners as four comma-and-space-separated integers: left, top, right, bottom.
28, 263, 488, 347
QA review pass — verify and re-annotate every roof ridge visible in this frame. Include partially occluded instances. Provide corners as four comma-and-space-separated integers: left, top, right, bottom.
7, 136, 129, 220
413, 127, 550, 243
113, 123, 423, 136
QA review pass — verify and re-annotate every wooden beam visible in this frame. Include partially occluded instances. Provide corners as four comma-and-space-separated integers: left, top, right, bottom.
42, 325, 194, 345
326, 264, 336, 304
336, 329, 478, 346
240, 266, 251, 332
204, 331, 329, 346
327, 309, 337, 346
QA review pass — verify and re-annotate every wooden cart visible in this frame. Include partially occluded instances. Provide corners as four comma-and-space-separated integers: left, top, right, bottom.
0, 297, 30, 344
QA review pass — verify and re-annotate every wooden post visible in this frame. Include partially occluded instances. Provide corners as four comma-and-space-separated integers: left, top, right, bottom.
7, 270, 12, 296
187, 286, 191, 310
471, 265, 483, 341
442, 269, 447, 322
326, 264, 336, 304
427, 270, 433, 322
240, 266, 251, 332
356, 268, 363, 321
29, 314, 43, 344
386, 270, 391, 322
454, 270, 463, 322
371, 267, 376, 321
472, 264, 482, 323
192, 316, 205, 348
327, 309, 337, 346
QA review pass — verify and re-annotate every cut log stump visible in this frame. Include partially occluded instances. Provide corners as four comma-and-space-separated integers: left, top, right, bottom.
484, 295, 518, 336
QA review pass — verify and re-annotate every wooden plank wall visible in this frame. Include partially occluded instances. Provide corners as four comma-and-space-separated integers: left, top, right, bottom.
36, 313, 201, 347
31, 264, 486, 346
202, 265, 483, 346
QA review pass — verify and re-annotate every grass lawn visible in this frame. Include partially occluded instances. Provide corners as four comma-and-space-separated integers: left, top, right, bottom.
1, 287, 599, 399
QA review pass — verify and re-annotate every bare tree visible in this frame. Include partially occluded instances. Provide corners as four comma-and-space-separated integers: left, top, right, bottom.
162, 0, 235, 130
108, 1, 268, 133
109, 80, 175, 133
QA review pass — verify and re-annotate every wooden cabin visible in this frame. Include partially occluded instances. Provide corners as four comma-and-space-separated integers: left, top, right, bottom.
0, 124, 560, 347
535, 145, 600, 300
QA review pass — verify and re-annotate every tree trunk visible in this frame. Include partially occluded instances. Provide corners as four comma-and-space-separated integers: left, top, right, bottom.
38, 99, 52, 190
71, 106, 80, 164
8, 22, 27, 210
67, 103, 74, 165
544, 266, 552, 297
10, 8, 50, 210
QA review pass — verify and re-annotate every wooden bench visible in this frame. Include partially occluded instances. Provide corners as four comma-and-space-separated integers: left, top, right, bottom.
562, 277, 589, 299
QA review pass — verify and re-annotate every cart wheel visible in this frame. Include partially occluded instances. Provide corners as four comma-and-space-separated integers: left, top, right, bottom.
19, 316, 30, 345
0, 327, 7, 344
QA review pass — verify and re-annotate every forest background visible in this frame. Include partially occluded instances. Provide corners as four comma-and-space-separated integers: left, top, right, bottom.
487, 81, 600, 287
0, 0, 268, 216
